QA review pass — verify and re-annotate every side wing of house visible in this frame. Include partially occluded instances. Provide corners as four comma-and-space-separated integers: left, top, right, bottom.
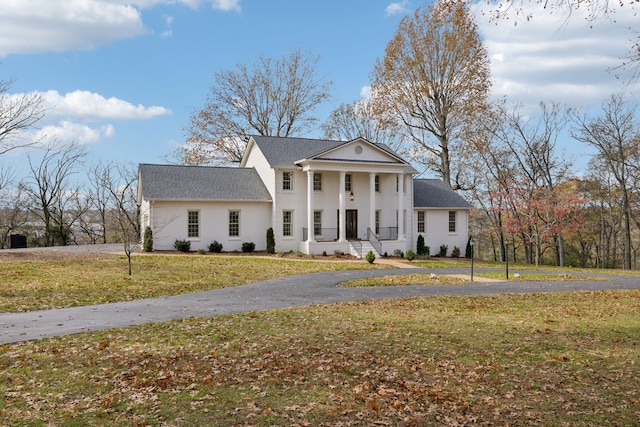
138, 164, 272, 252
412, 179, 473, 256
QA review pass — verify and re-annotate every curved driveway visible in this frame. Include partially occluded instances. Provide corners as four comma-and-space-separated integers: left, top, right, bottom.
1, 266, 639, 344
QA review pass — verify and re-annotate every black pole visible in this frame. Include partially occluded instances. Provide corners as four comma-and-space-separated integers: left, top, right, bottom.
470, 240, 474, 282
505, 243, 509, 280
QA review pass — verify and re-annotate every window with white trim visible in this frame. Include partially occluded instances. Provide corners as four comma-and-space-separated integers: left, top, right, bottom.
375, 210, 381, 235
417, 211, 425, 233
229, 210, 240, 237
314, 210, 322, 236
283, 210, 293, 237
188, 210, 199, 238
375, 175, 380, 192
282, 171, 293, 191
448, 211, 456, 233
313, 173, 322, 191
345, 174, 352, 192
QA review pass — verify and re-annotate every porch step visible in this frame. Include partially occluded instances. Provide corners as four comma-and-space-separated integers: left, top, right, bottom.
352, 241, 380, 259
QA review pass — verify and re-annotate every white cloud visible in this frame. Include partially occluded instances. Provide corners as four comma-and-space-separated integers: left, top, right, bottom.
40, 90, 172, 121
472, 2, 640, 109
33, 121, 114, 146
0, 0, 241, 56
0, 0, 147, 56
385, 0, 410, 17
3, 90, 170, 148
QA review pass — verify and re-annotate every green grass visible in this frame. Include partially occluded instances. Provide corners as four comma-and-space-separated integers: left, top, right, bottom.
1, 290, 639, 425
0, 254, 387, 312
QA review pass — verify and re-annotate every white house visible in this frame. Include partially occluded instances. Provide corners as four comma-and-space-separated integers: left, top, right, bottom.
138, 136, 472, 257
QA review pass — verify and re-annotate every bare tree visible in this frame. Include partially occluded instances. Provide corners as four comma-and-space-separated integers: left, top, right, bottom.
181, 48, 333, 165
572, 94, 640, 269
322, 99, 407, 154
371, 1, 491, 189
23, 144, 87, 247
0, 182, 29, 248
0, 73, 46, 155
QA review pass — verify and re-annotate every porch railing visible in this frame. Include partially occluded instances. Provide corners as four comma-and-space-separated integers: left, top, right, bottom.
349, 239, 363, 258
367, 228, 382, 255
376, 227, 398, 241
302, 227, 338, 242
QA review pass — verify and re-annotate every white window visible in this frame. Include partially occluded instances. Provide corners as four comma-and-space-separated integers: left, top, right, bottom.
375, 210, 381, 235
375, 175, 380, 192
313, 173, 322, 191
448, 211, 456, 233
283, 210, 293, 237
188, 210, 199, 238
283, 171, 293, 191
229, 210, 240, 237
314, 210, 322, 236
417, 211, 425, 233
345, 174, 352, 192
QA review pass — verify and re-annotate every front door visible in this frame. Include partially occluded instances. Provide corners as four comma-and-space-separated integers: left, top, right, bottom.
338, 209, 358, 239
346, 210, 358, 239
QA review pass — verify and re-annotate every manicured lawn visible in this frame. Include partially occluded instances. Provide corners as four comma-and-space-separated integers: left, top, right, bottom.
0, 254, 387, 312
1, 290, 638, 425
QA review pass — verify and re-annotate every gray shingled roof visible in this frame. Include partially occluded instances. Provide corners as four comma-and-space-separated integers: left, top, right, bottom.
139, 164, 271, 201
413, 179, 473, 209
251, 135, 411, 169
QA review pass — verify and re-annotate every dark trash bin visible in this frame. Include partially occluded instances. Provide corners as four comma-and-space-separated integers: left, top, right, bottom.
10, 233, 27, 249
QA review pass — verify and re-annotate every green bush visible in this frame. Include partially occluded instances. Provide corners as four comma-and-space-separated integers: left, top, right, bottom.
438, 244, 448, 257
242, 242, 255, 253
405, 249, 415, 262
416, 234, 426, 256
266, 227, 275, 253
365, 250, 376, 264
174, 239, 191, 252
143, 226, 153, 252
452, 246, 460, 258
208, 240, 223, 253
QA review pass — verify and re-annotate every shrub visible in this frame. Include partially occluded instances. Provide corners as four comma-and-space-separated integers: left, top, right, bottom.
425, 246, 430, 257
266, 227, 275, 254
405, 249, 415, 262
242, 242, 255, 253
333, 249, 344, 257
143, 226, 153, 252
174, 239, 191, 252
322, 251, 327, 257
416, 234, 426, 256
208, 240, 223, 253
365, 250, 376, 264
197, 249, 206, 255
452, 246, 460, 258
393, 248, 404, 257
438, 244, 448, 257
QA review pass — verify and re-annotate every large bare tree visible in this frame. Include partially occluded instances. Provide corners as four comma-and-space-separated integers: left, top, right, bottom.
572, 94, 640, 269
322, 99, 407, 155
23, 144, 86, 247
181, 49, 332, 165
0, 73, 46, 155
371, 0, 491, 189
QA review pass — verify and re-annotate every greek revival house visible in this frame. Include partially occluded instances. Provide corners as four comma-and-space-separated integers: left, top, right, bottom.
138, 136, 472, 257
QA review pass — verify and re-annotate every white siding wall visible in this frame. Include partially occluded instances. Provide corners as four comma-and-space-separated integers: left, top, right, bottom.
149, 200, 271, 251
413, 209, 469, 256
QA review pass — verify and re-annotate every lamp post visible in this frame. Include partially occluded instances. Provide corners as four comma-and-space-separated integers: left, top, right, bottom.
505, 240, 509, 280
470, 238, 474, 282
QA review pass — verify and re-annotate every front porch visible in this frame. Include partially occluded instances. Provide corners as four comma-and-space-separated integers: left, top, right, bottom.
300, 226, 405, 259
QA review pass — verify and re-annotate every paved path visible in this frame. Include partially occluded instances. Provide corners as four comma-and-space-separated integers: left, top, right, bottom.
2, 266, 639, 345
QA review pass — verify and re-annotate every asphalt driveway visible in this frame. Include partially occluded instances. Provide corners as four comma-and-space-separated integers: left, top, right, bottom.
1, 265, 639, 345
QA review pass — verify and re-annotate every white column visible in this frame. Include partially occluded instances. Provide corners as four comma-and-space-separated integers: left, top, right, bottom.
369, 173, 376, 236
339, 172, 346, 242
307, 171, 315, 242
398, 173, 405, 240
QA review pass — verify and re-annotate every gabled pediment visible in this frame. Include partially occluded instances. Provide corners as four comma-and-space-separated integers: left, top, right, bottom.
300, 138, 407, 165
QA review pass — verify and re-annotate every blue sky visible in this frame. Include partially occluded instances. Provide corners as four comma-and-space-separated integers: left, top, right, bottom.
1, 0, 638, 178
